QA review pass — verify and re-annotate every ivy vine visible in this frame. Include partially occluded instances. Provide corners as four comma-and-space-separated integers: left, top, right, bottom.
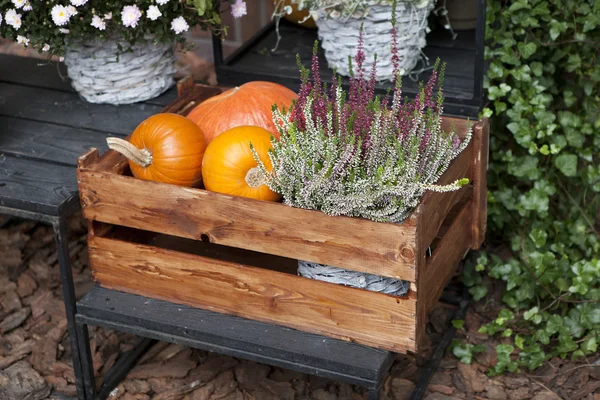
459, 0, 600, 374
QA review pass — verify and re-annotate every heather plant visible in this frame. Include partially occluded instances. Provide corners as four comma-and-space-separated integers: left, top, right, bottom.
253, 23, 471, 223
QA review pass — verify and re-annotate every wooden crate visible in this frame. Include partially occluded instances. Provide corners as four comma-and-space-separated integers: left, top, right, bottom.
77, 79, 489, 354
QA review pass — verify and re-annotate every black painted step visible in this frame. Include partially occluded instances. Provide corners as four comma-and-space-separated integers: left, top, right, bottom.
76, 286, 395, 387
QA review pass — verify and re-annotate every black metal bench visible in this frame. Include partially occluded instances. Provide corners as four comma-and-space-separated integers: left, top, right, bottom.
1, 55, 412, 400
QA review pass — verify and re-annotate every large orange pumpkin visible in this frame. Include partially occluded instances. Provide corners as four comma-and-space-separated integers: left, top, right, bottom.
282, 0, 317, 29
186, 81, 297, 143
106, 113, 207, 187
202, 126, 280, 201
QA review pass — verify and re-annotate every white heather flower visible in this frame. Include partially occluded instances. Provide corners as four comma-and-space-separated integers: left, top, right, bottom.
231, 0, 247, 18
170, 16, 188, 34
42, 44, 50, 52
51, 5, 70, 26
22, 2, 32, 12
5, 9, 22, 29
67, 6, 77, 16
104, 12, 112, 20
12, 0, 26, 9
147, 5, 161, 21
59, 57, 65, 62
16, 35, 29, 46
156, 0, 169, 5
91, 15, 106, 30
70, 0, 88, 6
0, 13, 3, 27
121, 5, 142, 28
59, 28, 70, 33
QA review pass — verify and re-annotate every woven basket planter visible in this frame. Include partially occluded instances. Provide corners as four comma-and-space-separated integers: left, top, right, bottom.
298, 260, 410, 297
65, 38, 176, 105
316, 0, 435, 81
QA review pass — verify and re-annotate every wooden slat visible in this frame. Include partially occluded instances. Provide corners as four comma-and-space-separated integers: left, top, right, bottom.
0, 154, 78, 216
414, 201, 472, 350
78, 169, 419, 281
0, 116, 116, 166
470, 119, 489, 249
419, 141, 473, 250
77, 286, 395, 383
88, 236, 417, 352
0, 82, 163, 136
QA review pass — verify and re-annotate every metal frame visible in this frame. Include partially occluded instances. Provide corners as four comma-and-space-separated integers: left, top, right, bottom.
211, 0, 486, 118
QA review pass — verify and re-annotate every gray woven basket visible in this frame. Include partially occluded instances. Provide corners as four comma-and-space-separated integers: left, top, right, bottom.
316, 0, 435, 80
65, 38, 176, 105
298, 261, 410, 297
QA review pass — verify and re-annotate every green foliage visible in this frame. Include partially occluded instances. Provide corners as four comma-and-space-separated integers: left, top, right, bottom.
461, 0, 600, 373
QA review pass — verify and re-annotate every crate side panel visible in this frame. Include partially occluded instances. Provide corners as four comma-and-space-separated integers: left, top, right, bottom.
419, 141, 473, 250
415, 201, 472, 349
88, 236, 417, 353
79, 170, 418, 281
470, 119, 489, 249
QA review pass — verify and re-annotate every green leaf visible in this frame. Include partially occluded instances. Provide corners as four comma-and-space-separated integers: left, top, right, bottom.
554, 154, 578, 177
581, 337, 598, 354
517, 42, 537, 59
452, 320, 465, 330
469, 285, 488, 302
524, 307, 539, 321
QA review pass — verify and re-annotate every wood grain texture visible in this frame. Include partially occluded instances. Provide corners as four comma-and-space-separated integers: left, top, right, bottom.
78, 170, 419, 281
415, 202, 472, 349
470, 119, 489, 249
419, 141, 472, 250
0, 82, 163, 136
88, 235, 417, 353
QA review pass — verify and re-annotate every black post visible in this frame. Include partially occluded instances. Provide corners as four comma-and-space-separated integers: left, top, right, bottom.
53, 217, 87, 400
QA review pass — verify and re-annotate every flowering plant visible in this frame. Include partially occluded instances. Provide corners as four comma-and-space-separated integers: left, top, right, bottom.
0, 0, 247, 56
253, 23, 471, 223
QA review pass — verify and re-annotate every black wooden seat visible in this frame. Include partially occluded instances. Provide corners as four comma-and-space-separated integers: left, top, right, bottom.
76, 286, 395, 399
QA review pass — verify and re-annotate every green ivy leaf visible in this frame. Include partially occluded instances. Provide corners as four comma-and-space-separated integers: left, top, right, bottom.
554, 154, 578, 177
452, 320, 466, 330
517, 42, 537, 59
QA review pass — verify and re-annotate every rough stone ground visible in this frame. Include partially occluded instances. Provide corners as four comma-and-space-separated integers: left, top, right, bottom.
1, 40, 599, 400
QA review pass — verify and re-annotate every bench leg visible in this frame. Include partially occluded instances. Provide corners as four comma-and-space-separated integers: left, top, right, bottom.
367, 384, 381, 400
75, 323, 96, 400
53, 217, 87, 400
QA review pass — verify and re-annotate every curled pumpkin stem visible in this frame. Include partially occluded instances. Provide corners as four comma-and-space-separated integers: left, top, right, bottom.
106, 137, 153, 168
245, 167, 267, 188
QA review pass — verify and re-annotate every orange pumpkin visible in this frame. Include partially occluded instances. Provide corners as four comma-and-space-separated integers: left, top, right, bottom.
282, 0, 317, 29
106, 113, 207, 187
202, 126, 280, 201
186, 81, 297, 143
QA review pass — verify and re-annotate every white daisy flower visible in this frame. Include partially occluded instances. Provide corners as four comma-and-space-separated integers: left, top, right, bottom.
5, 9, 22, 29
22, 2, 31, 11
104, 12, 112, 20
16, 35, 29, 46
42, 44, 50, 52
51, 5, 70, 26
147, 5, 161, 21
12, 0, 26, 9
91, 15, 106, 30
170, 16, 189, 34
156, 0, 169, 5
67, 5, 77, 16
70, 0, 88, 6
121, 5, 142, 28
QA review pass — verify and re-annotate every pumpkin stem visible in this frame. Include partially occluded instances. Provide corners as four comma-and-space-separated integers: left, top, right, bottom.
245, 167, 266, 188
106, 137, 152, 168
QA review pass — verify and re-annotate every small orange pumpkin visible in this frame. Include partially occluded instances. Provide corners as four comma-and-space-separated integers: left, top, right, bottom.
106, 113, 207, 187
202, 126, 280, 201
186, 81, 297, 143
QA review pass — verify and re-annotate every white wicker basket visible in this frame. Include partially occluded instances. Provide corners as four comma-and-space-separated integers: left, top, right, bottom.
65, 37, 176, 105
298, 261, 410, 297
316, 0, 435, 81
